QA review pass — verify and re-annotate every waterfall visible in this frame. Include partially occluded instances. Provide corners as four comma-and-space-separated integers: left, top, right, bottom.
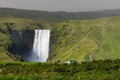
26, 29, 50, 62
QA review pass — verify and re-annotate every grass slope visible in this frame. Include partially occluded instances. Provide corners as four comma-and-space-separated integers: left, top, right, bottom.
50, 16, 120, 62
0, 17, 120, 62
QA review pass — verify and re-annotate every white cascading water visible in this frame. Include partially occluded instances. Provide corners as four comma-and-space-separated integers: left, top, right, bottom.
28, 29, 50, 62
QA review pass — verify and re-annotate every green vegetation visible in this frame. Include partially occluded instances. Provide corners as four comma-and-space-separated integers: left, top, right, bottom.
50, 17, 120, 62
0, 59, 119, 79
0, 8, 120, 80
0, 16, 120, 62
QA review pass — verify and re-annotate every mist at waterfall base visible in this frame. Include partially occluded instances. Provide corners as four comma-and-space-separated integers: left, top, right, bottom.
24, 29, 50, 62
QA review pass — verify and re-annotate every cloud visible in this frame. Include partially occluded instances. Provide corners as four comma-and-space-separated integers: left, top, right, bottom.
0, 0, 120, 12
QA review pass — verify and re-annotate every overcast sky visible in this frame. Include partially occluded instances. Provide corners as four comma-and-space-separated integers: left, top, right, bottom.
0, 0, 120, 12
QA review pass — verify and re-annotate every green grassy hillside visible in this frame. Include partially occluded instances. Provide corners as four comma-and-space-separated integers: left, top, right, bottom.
49, 16, 120, 62
0, 17, 120, 62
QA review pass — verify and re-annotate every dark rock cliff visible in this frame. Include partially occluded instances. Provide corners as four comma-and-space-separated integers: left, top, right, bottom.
6, 23, 34, 60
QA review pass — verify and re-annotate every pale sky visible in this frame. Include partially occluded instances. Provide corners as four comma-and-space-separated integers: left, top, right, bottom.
0, 0, 120, 12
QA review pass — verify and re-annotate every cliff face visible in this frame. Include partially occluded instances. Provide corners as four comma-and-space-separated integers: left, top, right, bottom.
21, 30, 34, 52
6, 23, 34, 60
